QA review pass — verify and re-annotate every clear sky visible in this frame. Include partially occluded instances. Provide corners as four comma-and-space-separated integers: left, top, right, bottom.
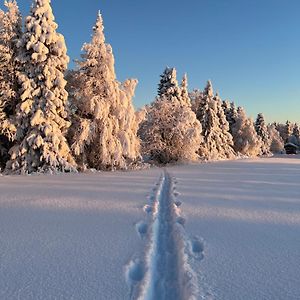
2, 0, 300, 123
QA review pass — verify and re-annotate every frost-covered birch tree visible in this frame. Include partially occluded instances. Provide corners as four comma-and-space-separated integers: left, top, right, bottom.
231, 107, 261, 156
0, 0, 21, 169
69, 12, 140, 170
267, 124, 284, 153
6, 0, 76, 174
139, 68, 201, 164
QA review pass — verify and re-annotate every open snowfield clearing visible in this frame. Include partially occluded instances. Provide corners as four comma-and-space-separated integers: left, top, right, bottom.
0, 156, 300, 299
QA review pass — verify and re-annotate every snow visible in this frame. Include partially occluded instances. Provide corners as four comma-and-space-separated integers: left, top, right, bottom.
170, 156, 300, 299
1, 157, 300, 299
0, 168, 161, 299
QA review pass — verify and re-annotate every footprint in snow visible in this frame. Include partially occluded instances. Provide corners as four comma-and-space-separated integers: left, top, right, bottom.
174, 200, 182, 207
135, 221, 148, 238
176, 216, 186, 226
143, 204, 152, 214
190, 237, 205, 260
125, 258, 145, 285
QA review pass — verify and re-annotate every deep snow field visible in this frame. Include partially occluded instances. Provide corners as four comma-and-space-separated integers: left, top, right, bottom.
0, 156, 300, 300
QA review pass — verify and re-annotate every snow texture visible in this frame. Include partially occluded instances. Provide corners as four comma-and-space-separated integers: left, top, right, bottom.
1, 157, 300, 299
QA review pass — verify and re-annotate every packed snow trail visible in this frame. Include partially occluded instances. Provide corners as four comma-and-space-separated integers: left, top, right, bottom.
137, 170, 198, 300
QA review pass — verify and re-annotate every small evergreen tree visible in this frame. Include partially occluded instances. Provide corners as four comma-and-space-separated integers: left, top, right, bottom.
6, 0, 76, 174
222, 100, 237, 134
180, 73, 191, 106
255, 113, 271, 155
158, 67, 180, 98
68, 12, 141, 170
288, 123, 300, 146
283, 120, 293, 143
0, 0, 21, 169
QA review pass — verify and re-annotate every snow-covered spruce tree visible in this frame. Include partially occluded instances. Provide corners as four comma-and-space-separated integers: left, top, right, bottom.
139, 69, 202, 164
231, 106, 261, 156
191, 81, 235, 160
267, 124, 284, 153
6, 0, 76, 174
283, 120, 293, 143
180, 73, 191, 106
190, 88, 203, 114
222, 100, 237, 134
255, 113, 271, 155
0, 0, 21, 169
69, 12, 140, 170
214, 92, 235, 155
158, 67, 179, 97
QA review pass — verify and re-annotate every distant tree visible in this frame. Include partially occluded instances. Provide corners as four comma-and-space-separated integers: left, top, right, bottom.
6, 0, 76, 174
190, 88, 203, 115
192, 81, 235, 160
274, 122, 286, 143
255, 113, 271, 155
0, 0, 21, 169
283, 120, 293, 143
288, 123, 300, 146
231, 107, 261, 156
267, 124, 284, 153
68, 12, 141, 170
158, 67, 180, 98
139, 69, 201, 164
180, 73, 191, 106
158, 67, 189, 106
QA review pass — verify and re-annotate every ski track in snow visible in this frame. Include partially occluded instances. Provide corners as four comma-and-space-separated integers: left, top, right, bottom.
126, 170, 202, 300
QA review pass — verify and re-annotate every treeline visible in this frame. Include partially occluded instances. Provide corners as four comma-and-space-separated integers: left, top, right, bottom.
0, 0, 298, 174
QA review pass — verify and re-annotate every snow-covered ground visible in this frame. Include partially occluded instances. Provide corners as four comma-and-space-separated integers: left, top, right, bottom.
1, 157, 300, 299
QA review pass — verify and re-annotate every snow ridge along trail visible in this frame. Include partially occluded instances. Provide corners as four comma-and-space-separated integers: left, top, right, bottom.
137, 170, 198, 300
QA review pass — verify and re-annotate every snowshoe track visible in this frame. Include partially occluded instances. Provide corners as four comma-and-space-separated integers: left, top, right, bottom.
126, 170, 199, 300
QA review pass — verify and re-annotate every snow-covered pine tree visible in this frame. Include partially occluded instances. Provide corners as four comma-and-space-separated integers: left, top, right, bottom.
69, 12, 140, 170
231, 106, 261, 156
0, 0, 21, 169
6, 0, 76, 174
267, 124, 284, 153
139, 69, 202, 164
192, 81, 235, 160
255, 113, 271, 155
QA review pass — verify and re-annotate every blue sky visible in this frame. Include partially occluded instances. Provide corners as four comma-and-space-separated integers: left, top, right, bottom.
2, 0, 300, 123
